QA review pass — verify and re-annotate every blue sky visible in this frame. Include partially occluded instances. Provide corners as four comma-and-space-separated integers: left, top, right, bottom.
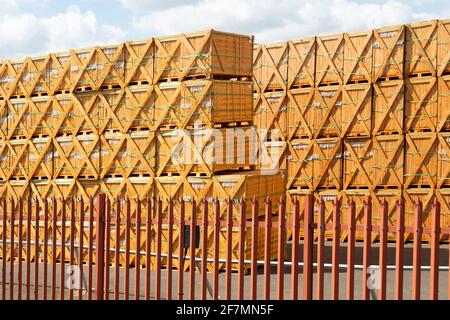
0, 0, 448, 59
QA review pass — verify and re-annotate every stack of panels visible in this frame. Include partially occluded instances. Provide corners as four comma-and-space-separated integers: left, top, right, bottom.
254, 19, 450, 241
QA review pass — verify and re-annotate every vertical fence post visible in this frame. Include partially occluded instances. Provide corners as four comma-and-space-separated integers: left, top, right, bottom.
317, 199, 325, 300
178, 199, 185, 300
250, 197, 258, 300
362, 197, 372, 300
202, 199, 209, 300
395, 198, 404, 300
264, 197, 272, 300
10, 198, 15, 301
290, 199, 299, 300
238, 199, 245, 300
346, 199, 355, 300
430, 198, 440, 300
95, 194, 106, 300
277, 197, 285, 301
412, 199, 422, 300
303, 194, 313, 300
379, 199, 388, 300
1, 197, 6, 300
213, 199, 220, 300
190, 200, 197, 300
166, 199, 173, 301
331, 199, 340, 300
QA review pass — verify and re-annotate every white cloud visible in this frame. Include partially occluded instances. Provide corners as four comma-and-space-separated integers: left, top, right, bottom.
118, 0, 200, 12
0, 5, 125, 59
130, 0, 448, 43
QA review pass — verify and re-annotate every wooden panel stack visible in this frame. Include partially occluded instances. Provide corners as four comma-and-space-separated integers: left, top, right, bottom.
0, 29, 288, 267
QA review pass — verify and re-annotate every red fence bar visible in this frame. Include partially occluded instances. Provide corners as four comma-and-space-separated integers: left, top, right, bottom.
331, 199, 340, 300
291, 199, 299, 300
69, 198, 75, 301
264, 197, 272, 300
114, 199, 121, 301
155, 199, 162, 300
26, 197, 31, 301
202, 200, 209, 300
18, 199, 23, 300
104, 198, 111, 300
190, 200, 197, 300
95, 194, 106, 301
412, 200, 422, 300
60, 199, 66, 300
362, 197, 372, 300
34, 198, 39, 300
430, 198, 440, 300
166, 199, 173, 301
1, 198, 6, 300
277, 198, 285, 301
379, 199, 388, 300
395, 199, 404, 300
124, 198, 131, 300
303, 194, 313, 300
317, 199, 325, 300
10, 198, 15, 300
51, 198, 57, 301
145, 199, 152, 301
250, 198, 258, 300
346, 199, 355, 300
135, 199, 141, 301
79, 198, 85, 301
213, 199, 220, 300
238, 199, 245, 300
42, 199, 48, 300
225, 199, 232, 300
178, 200, 185, 300
88, 197, 94, 301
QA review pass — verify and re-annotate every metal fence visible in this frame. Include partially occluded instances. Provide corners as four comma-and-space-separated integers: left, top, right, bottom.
0, 194, 450, 300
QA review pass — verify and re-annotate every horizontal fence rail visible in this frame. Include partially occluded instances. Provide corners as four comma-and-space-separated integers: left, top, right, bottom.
0, 194, 450, 300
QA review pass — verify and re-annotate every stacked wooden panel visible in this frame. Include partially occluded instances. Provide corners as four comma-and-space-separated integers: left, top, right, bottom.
254, 19, 450, 242
0, 29, 287, 268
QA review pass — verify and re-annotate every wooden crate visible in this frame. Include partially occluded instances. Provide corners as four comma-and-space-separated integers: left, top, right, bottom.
404, 132, 438, 188
343, 30, 373, 84
437, 75, 450, 132
254, 91, 287, 139
253, 42, 288, 92
437, 19, 450, 76
0, 140, 7, 180
372, 134, 404, 188
405, 76, 438, 132
260, 140, 287, 173
153, 80, 252, 130
341, 83, 372, 137
287, 37, 316, 89
0, 100, 7, 140
7, 138, 29, 178
73, 93, 102, 134
405, 20, 438, 77
101, 130, 156, 178
372, 80, 404, 135
156, 126, 255, 176
53, 133, 101, 179
0, 60, 22, 98
286, 87, 314, 139
403, 188, 435, 242
28, 136, 53, 179
124, 39, 154, 86
154, 30, 253, 82
437, 132, 450, 188
343, 137, 373, 189
315, 33, 344, 86
373, 24, 405, 82
311, 86, 342, 138
6, 98, 32, 138
286, 139, 314, 190
313, 138, 342, 190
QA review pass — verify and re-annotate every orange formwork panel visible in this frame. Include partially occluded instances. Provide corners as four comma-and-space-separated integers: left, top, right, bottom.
372, 24, 405, 82
254, 90, 288, 139
341, 83, 372, 137
372, 80, 404, 135
437, 75, 450, 132
343, 30, 373, 84
404, 132, 438, 189
343, 137, 373, 189
405, 20, 438, 77
253, 42, 288, 92
437, 19, 450, 76
155, 126, 256, 176
287, 37, 316, 89
315, 33, 344, 86
287, 137, 342, 191
372, 134, 404, 188
405, 76, 438, 133
153, 30, 253, 82
286, 87, 315, 139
